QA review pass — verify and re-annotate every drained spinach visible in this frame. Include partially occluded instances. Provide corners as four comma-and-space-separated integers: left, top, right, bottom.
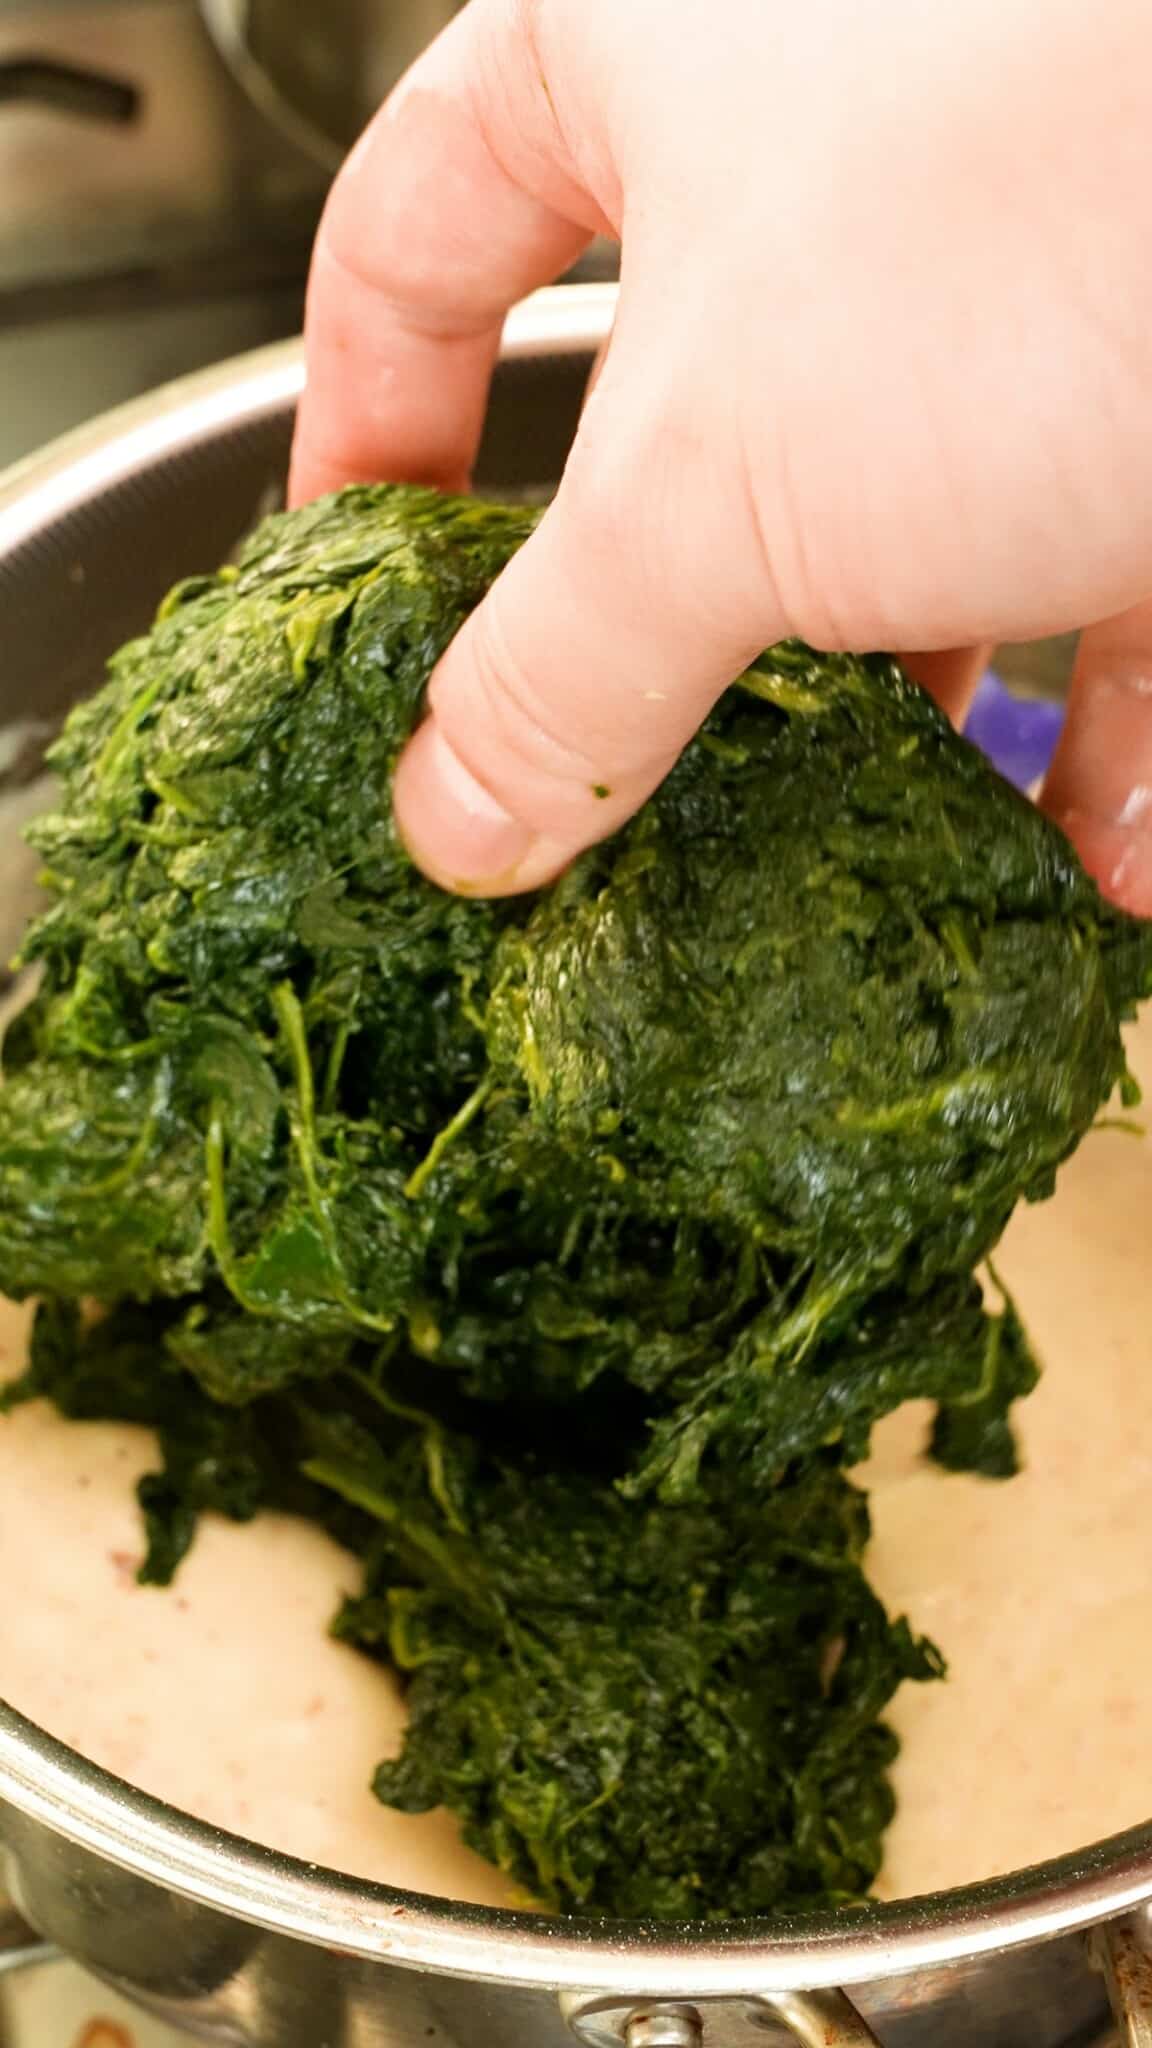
2, 483, 1148, 1917
11, 1295, 942, 1917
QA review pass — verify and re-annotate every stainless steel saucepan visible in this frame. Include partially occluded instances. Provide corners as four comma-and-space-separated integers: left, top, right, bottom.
196, 0, 619, 281
199, 0, 461, 172
0, 281, 1149, 2048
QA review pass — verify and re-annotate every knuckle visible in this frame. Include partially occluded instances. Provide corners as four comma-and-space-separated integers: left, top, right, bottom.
321, 215, 500, 345
432, 589, 605, 827
482, 594, 598, 772
567, 379, 794, 653
733, 410, 852, 651
564, 398, 724, 624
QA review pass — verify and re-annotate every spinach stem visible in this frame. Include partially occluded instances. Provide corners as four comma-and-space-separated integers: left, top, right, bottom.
404, 1074, 494, 1200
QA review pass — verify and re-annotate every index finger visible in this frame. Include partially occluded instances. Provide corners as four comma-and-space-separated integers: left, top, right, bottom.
288, 3, 598, 507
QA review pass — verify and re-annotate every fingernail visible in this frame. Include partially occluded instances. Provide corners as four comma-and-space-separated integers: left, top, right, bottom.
393, 721, 570, 895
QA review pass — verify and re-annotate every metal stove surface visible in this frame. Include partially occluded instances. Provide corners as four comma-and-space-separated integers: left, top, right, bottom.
0, 1948, 1125, 2048
0, 0, 616, 470
0, 1948, 196, 2048
0, 0, 325, 468
0, 0, 327, 303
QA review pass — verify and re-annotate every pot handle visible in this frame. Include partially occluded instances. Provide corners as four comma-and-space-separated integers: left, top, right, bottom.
1096, 1911, 1152, 2048
564, 1986, 883, 2048
567, 1908, 1152, 2048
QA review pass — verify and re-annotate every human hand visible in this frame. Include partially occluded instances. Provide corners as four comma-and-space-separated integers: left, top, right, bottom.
290, 0, 1152, 912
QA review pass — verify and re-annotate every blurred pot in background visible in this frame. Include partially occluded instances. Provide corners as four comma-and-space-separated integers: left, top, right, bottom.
200, 0, 461, 171
198, 0, 619, 275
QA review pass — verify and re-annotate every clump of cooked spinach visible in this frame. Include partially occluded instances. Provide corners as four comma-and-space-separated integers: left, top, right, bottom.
1, 483, 1148, 1919
19, 1293, 943, 1918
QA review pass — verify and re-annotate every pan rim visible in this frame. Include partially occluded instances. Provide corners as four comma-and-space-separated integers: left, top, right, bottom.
1, 280, 1148, 1992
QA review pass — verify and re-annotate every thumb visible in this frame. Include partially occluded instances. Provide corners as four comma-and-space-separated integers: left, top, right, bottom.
393, 345, 786, 894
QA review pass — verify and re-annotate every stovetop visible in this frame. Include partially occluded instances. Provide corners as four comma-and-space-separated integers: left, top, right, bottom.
0, 1946, 194, 2048
0, 0, 616, 471
0, 0, 330, 466
0, 1945, 1124, 2048
0, 0, 327, 310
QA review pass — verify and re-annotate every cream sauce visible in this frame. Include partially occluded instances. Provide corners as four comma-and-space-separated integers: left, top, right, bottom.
0, 1296, 514, 1907
1, 1007, 1150, 1907
869, 1004, 1152, 1896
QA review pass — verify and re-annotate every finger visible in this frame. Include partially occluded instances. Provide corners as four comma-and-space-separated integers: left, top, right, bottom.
288, 2, 597, 507
584, 334, 612, 404
1041, 603, 1152, 915
902, 646, 992, 729
392, 328, 789, 895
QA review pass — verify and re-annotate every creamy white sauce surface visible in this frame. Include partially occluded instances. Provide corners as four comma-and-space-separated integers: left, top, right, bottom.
0, 1295, 513, 1907
1, 1004, 1150, 1908
869, 1005, 1152, 1897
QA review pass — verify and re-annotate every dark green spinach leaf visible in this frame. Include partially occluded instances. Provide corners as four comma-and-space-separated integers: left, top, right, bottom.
3, 483, 1148, 1918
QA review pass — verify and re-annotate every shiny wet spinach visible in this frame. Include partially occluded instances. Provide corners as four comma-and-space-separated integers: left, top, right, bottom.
2, 484, 1147, 1918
